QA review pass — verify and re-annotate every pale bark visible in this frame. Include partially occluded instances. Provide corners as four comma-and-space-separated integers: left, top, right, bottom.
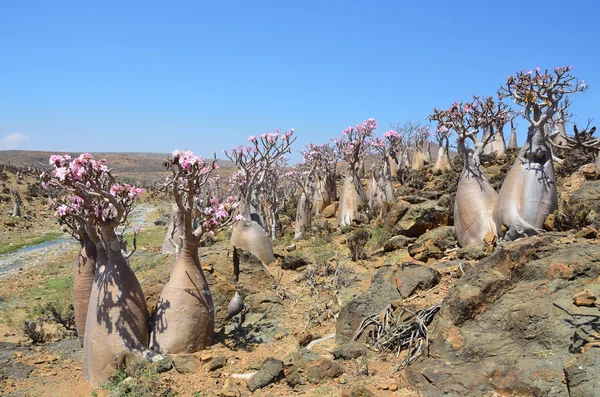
454, 141, 497, 248
489, 127, 507, 159
162, 203, 184, 255
338, 170, 364, 228
508, 126, 518, 149
493, 126, 558, 240
294, 191, 312, 239
73, 235, 96, 346
411, 150, 424, 171
82, 228, 150, 387
150, 240, 213, 354
432, 145, 452, 175
230, 219, 275, 266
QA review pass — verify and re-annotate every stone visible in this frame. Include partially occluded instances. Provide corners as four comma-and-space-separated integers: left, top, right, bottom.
332, 341, 368, 360
383, 235, 411, 252
406, 234, 600, 396
396, 263, 441, 298
173, 355, 200, 374
306, 359, 344, 384
247, 358, 284, 392
322, 202, 338, 218
393, 200, 450, 238
570, 180, 600, 213
565, 348, 600, 397
296, 332, 313, 347
285, 370, 305, 388
336, 266, 402, 343
209, 355, 227, 371
286, 244, 296, 252
573, 289, 597, 306
220, 379, 240, 397
382, 200, 411, 230
544, 212, 556, 230
279, 255, 310, 271
376, 384, 389, 390
349, 385, 375, 397
580, 163, 597, 179
456, 244, 487, 260
390, 383, 398, 391
155, 356, 173, 373
408, 226, 456, 261
575, 227, 598, 239
248, 360, 261, 370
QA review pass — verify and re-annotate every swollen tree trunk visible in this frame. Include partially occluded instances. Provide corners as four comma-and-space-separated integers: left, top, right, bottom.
230, 217, 275, 266
73, 235, 97, 346
493, 125, 558, 241
11, 190, 21, 217
162, 203, 184, 255
423, 143, 432, 164
489, 127, 507, 159
312, 177, 329, 215
432, 145, 452, 175
508, 126, 518, 149
552, 113, 569, 147
454, 142, 497, 248
150, 240, 213, 354
294, 191, 312, 239
82, 228, 151, 387
388, 154, 399, 179
411, 149, 424, 171
368, 172, 384, 211
338, 169, 364, 228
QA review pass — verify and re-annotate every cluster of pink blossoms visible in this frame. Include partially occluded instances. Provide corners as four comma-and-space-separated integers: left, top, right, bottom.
172, 150, 220, 174
202, 195, 239, 235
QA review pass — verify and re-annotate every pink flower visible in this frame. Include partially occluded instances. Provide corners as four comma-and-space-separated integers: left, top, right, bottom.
235, 214, 245, 221
535, 66, 540, 72
56, 204, 69, 216
248, 135, 257, 142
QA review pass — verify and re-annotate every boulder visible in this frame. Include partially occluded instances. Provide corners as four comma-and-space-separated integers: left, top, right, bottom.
406, 234, 600, 397
322, 202, 338, 218
173, 355, 200, 374
332, 341, 368, 360
306, 359, 344, 384
209, 355, 227, 371
393, 200, 450, 238
247, 358, 284, 392
335, 266, 402, 343
396, 263, 441, 298
408, 226, 456, 261
570, 180, 600, 213
336, 263, 441, 343
565, 348, 600, 397
279, 255, 310, 271
383, 235, 411, 252
382, 200, 411, 230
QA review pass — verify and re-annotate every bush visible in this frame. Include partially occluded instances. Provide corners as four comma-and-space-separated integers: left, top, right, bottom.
348, 228, 371, 261
556, 147, 597, 178
551, 200, 592, 231
104, 359, 176, 397
22, 319, 46, 344
41, 302, 76, 336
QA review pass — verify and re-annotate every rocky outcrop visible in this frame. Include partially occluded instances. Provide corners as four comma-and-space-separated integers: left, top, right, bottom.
392, 200, 451, 238
336, 264, 441, 343
570, 180, 600, 212
406, 234, 600, 397
408, 226, 456, 262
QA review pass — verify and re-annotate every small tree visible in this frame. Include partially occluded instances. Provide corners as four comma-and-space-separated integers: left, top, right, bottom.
223, 130, 295, 265
430, 99, 497, 248
151, 150, 237, 354
41, 153, 151, 387
494, 66, 587, 240
368, 131, 400, 212
10, 187, 21, 217
304, 143, 337, 215
334, 119, 377, 228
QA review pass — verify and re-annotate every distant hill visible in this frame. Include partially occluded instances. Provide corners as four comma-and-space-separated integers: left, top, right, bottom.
0, 150, 237, 186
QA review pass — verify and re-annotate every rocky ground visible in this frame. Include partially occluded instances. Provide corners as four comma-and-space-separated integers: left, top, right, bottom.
1, 158, 599, 397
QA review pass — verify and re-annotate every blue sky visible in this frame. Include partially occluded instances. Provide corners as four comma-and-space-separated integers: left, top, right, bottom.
1, 1, 599, 161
